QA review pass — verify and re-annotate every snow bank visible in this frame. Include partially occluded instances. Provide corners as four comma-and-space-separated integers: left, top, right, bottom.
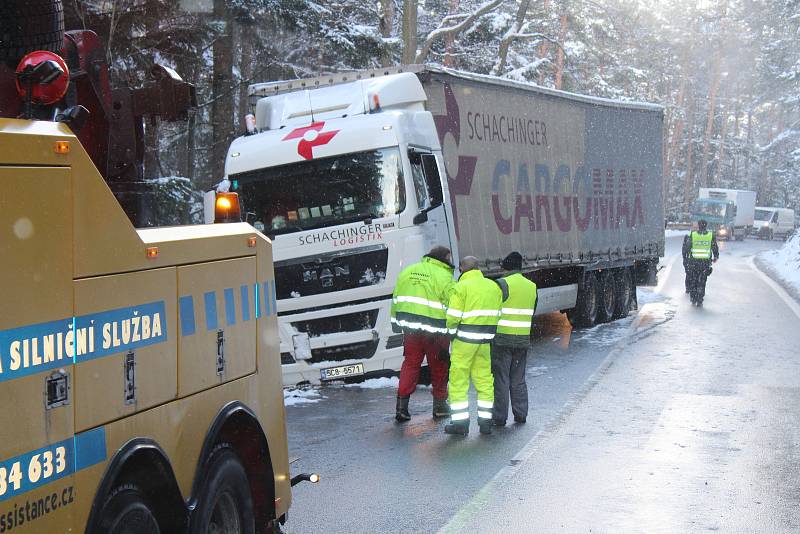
284, 388, 325, 407
343, 376, 399, 389
760, 233, 800, 294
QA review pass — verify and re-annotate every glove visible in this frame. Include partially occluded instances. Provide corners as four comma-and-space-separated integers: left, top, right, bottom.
437, 348, 450, 362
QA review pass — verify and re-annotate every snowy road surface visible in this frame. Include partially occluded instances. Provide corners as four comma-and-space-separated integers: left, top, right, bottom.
284, 236, 793, 533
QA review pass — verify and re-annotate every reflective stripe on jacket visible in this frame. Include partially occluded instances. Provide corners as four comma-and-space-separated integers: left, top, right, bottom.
446, 270, 503, 344
494, 272, 537, 346
390, 256, 455, 335
690, 231, 713, 259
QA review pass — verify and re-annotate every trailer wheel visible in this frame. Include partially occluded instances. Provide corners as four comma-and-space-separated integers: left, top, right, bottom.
190, 445, 255, 534
568, 272, 598, 328
0, 0, 64, 64
95, 484, 161, 534
612, 268, 633, 319
597, 270, 616, 323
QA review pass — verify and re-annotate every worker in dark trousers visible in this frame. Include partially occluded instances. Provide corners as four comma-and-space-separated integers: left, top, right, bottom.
491, 252, 537, 426
682, 219, 719, 306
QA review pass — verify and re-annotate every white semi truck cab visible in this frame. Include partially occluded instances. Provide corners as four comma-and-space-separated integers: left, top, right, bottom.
220, 72, 457, 386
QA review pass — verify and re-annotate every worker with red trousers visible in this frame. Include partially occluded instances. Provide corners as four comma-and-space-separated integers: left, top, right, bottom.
390, 246, 456, 421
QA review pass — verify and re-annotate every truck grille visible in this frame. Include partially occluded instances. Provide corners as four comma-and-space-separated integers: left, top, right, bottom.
292, 310, 378, 337
309, 339, 380, 364
275, 246, 388, 299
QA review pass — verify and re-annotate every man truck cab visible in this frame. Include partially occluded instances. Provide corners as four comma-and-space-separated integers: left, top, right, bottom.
215, 73, 458, 386
752, 207, 796, 240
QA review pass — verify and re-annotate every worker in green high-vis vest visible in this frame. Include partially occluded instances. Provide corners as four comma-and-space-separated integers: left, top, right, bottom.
682, 219, 719, 306
491, 252, 537, 426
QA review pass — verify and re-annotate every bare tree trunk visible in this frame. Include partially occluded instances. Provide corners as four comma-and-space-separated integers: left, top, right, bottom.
402, 0, 418, 64
699, 50, 722, 189
237, 20, 254, 129
494, 0, 532, 75
665, 75, 687, 182
211, 0, 234, 183
744, 106, 753, 185
379, 0, 396, 66
683, 99, 696, 212
444, 0, 460, 67
712, 104, 729, 187
537, 0, 550, 85
554, 13, 567, 89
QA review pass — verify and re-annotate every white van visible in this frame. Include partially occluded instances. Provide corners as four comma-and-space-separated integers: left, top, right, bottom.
752, 207, 796, 240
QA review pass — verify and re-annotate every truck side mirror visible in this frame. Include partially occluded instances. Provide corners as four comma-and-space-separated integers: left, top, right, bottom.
413, 211, 428, 225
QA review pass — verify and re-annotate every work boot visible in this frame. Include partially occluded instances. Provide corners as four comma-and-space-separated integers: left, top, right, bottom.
478, 420, 493, 435
492, 418, 506, 427
395, 396, 411, 422
444, 422, 469, 435
432, 398, 450, 418
514, 416, 526, 424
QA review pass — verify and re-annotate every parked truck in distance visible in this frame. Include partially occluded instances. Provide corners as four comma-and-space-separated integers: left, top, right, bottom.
752, 207, 796, 240
691, 188, 756, 241
211, 65, 665, 387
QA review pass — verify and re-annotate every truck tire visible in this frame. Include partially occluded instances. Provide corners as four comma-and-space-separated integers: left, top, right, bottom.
567, 272, 598, 328
612, 268, 633, 319
768, 230, 774, 241
0, 0, 64, 64
190, 445, 256, 534
597, 270, 616, 323
95, 484, 161, 534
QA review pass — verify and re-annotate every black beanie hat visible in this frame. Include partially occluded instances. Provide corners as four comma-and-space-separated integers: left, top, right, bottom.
501, 251, 523, 271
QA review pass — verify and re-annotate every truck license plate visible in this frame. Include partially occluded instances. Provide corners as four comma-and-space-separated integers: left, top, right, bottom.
320, 363, 364, 381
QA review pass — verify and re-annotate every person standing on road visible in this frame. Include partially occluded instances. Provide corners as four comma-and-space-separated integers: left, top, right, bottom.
444, 256, 503, 436
683, 219, 719, 306
491, 252, 537, 426
391, 246, 456, 422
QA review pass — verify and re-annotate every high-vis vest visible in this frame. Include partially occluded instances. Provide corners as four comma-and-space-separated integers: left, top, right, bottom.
496, 273, 537, 339
446, 270, 503, 343
690, 231, 713, 259
391, 256, 455, 335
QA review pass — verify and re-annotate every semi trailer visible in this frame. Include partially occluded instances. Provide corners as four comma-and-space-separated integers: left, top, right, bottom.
213, 65, 665, 386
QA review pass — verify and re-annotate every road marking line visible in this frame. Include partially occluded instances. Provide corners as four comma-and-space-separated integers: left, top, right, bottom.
749, 256, 800, 321
437, 307, 651, 534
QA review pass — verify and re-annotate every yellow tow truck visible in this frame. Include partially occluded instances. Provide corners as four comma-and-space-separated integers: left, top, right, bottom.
0, 58, 301, 534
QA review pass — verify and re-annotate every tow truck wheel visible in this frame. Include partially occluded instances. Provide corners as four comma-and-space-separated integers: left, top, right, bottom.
0, 0, 65, 63
597, 270, 616, 323
191, 445, 256, 534
96, 484, 161, 534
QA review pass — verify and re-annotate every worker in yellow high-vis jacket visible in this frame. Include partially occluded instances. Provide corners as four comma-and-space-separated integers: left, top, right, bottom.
445, 256, 503, 436
491, 251, 537, 426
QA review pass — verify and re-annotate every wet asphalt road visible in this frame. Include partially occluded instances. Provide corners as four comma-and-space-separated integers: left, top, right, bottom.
284, 236, 791, 533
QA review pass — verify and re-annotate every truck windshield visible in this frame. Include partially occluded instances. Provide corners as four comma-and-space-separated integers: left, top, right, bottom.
754, 209, 773, 221
692, 201, 727, 218
231, 148, 405, 235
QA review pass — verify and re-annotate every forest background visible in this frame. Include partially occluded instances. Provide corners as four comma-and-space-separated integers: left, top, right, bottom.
64, 0, 800, 223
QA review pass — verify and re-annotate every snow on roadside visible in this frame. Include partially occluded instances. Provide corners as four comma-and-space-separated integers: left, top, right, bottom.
759, 233, 800, 294
284, 388, 325, 407
343, 376, 400, 389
